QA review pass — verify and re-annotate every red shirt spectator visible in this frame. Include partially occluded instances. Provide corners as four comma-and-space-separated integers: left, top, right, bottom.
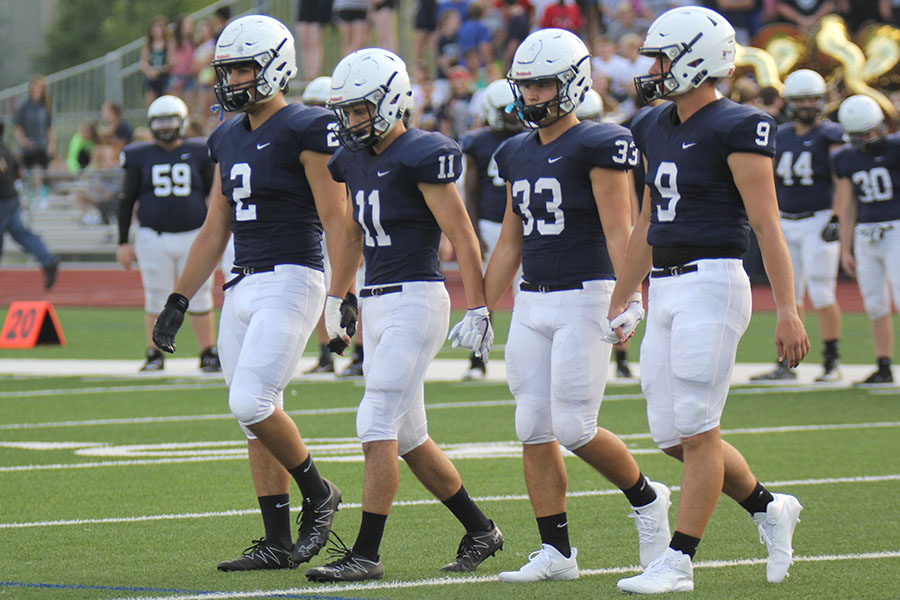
541, 0, 583, 32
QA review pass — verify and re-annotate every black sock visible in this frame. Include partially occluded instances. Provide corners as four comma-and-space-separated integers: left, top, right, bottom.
442, 485, 491, 533
877, 357, 892, 374
669, 530, 700, 559
777, 356, 789, 368
622, 473, 657, 508
353, 344, 364, 363
287, 454, 328, 500
318, 343, 332, 362
739, 481, 775, 515
258, 494, 292, 550
353, 511, 388, 560
536, 513, 571, 558
823, 339, 839, 361
615, 349, 627, 365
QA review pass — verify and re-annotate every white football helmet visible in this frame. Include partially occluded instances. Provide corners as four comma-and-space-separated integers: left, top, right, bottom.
635, 6, 736, 104
147, 95, 189, 143
212, 15, 297, 112
508, 28, 591, 128
783, 69, 827, 125
329, 48, 413, 150
302, 76, 332, 107
575, 89, 604, 121
838, 94, 885, 150
482, 79, 521, 132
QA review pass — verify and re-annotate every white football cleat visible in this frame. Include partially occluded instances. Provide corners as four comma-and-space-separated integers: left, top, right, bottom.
628, 481, 672, 567
497, 544, 579, 582
753, 493, 803, 583
616, 547, 694, 594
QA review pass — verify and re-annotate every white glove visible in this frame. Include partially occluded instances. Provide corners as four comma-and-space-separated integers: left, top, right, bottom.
324, 295, 347, 340
448, 306, 494, 358
606, 300, 645, 343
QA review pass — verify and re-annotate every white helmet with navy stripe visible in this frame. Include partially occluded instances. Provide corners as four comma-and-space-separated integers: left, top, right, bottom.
147, 94, 189, 143
482, 79, 520, 131
575, 89, 603, 121
302, 76, 332, 106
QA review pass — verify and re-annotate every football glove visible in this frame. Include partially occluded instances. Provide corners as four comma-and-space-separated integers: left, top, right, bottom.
821, 215, 839, 242
448, 306, 494, 358
325, 292, 358, 355
602, 300, 644, 344
152, 293, 189, 353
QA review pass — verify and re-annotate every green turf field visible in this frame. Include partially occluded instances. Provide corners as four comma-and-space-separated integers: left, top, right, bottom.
1, 308, 899, 599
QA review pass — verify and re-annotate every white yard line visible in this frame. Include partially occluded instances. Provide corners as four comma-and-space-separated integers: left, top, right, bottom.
100, 550, 900, 600
3, 473, 898, 530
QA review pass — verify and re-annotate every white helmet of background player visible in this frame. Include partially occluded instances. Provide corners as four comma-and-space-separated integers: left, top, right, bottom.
212, 14, 297, 112
783, 69, 827, 125
302, 76, 332, 107
329, 48, 413, 151
481, 79, 521, 132
634, 6, 736, 104
147, 95, 189, 143
838, 94, 886, 151
508, 28, 592, 128
575, 89, 604, 121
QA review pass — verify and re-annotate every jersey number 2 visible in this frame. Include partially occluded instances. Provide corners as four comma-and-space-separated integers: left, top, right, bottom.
230, 163, 256, 221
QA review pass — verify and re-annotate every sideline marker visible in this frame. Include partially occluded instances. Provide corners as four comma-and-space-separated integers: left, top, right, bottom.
0, 301, 66, 348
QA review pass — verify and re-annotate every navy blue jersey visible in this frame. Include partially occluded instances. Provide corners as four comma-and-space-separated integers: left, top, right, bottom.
121, 138, 211, 232
832, 133, 900, 223
328, 128, 460, 286
630, 98, 777, 253
459, 127, 514, 223
775, 120, 844, 214
207, 103, 339, 269
494, 120, 638, 284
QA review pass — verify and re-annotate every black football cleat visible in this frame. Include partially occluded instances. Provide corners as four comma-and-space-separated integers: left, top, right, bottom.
291, 479, 342, 565
306, 541, 384, 583
217, 538, 295, 571
199, 347, 221, 372
854, 370, 894, 386
440, 521, 504, 572
140, 348, 164, 372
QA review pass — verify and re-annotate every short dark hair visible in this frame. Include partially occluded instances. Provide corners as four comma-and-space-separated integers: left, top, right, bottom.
215, 6, 231, 20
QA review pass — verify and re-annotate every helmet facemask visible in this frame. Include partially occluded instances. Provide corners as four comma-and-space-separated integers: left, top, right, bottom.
634, 32, 704, 104
786, 95, 825, 126
332, 91, 394, 152
149, 115, 185, 143
213, 43, 287, 112
848, 124, 886, 153
510, 67, 582, 129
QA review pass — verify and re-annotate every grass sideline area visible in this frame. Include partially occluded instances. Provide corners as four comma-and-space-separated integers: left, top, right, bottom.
1, 307, 898, 599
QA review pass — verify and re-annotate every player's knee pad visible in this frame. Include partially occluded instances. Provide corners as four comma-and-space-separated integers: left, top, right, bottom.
228, 389, 276, 428
144, 287, 168, 315
514, 400, 555, 445
356, 393, 397, 444
863, 292, 891, 320
188, 283, 214, 313
552, 403, 597, 451
397, 428, 427, 456
806, 275, 837, 309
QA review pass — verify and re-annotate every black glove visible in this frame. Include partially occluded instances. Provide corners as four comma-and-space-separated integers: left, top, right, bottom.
821, 215, 840, 242
152, 293, 189, 353
326, 292, 358, 355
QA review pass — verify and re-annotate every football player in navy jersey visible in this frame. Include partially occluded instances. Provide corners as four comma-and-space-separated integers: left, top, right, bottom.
833, 95, 900, 386
116, 95, 220, 373
458, 79, 522, 380
608, 7, 809, 593
481, 29, 671, 583
751, 69, 845, 383
151, 15, 348, 571
304, 48, 502, 583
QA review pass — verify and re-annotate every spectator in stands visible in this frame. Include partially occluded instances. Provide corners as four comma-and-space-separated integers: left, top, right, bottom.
372, 0, 398, 52
140, 16, 174, 106
771, 0, 835, 29
438, 0, 470, 18
99, 102, 133, 154
838, 0, 889, 34
297, 0, 334, 80
436, 8, 463, 79
459, 2, 495, 67
591, 35, 631, 97
13, 75, 55, 202
541, 0, 584, 32
169, 15, 198, 109
758, 85, 788, 124
501, 0, 532, 69
714, 0, 763, 44
74, 144, 121, 226
213, 6, 231, 38
0, 120, 59, 289
612, 33, 654, 116
414, 0, 439, 68
66, 121, 99, 173
334, 0, 369, 55
605, 1, 650, 42
192, 18, 217, 119
439, 66, 476, 139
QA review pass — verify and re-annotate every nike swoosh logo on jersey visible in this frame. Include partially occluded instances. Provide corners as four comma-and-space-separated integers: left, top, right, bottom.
802, 140, 815, 146
875, 156, 885, 162
377, 170, 391, 177
548, 156, 563, 163
681, 142, 697, 149
256, 142, 271, 150
180, 153, 190, 159
275, 502, 290, 509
